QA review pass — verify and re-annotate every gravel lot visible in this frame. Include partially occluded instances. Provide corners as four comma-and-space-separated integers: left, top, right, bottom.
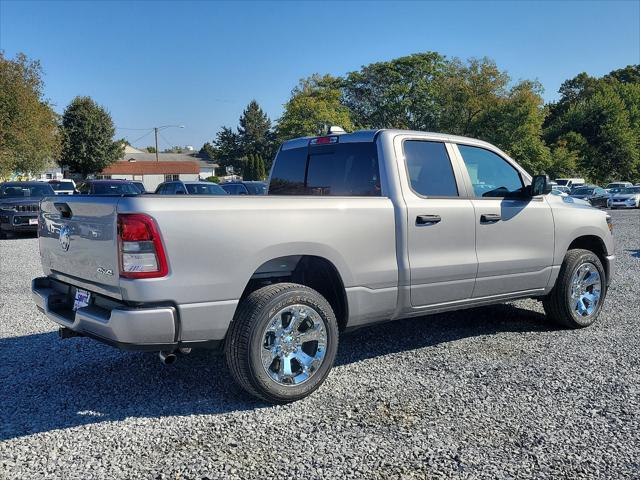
1, 210, 639, 479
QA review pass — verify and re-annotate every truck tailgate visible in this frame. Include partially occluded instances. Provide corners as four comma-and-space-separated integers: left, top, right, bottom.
39, 196, 121, 298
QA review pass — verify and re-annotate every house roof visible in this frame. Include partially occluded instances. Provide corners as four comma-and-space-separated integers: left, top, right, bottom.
122, 151, 218, 170
102, 161, 200, 175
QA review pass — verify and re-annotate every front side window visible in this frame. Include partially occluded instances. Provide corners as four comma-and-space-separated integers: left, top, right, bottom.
458, 145, 524, 198
403, 141, 458, 197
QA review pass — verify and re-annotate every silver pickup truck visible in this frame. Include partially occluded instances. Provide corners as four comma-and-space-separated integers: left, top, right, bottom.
32, 129, 615, 403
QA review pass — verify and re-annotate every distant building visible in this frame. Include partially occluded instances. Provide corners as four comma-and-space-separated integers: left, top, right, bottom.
98, 160, 200, 191
93, 145, 218, 191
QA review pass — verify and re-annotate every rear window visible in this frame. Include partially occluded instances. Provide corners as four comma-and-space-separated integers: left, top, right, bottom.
269, 142, 380, 196
1, 184, 54, 197
50, 182, 75, 191
92, 182, 140, 195
185, 183, 227, 195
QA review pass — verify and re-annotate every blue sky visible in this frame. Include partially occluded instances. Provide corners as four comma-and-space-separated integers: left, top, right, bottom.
1, 0, 639, 149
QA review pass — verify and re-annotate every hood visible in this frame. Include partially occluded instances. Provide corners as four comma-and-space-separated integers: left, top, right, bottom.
612, 193, 639, 199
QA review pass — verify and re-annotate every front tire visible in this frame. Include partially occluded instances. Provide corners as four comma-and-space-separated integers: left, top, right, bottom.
543, 249, 607, 328
225, 283, 339, 403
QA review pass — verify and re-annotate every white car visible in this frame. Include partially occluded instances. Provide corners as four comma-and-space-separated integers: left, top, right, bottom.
48, 180, 76, 195
606, 182, 633, 190
610, 186, 640, 209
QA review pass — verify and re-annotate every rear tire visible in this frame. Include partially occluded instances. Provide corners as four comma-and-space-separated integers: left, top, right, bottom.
225, 283, 339, 403
543, 249, 607, 328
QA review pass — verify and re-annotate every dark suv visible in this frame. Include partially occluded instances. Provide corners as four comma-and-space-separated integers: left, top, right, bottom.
221, 181, 268, 195
76, 179, 141, 195
0, 182, 55, 238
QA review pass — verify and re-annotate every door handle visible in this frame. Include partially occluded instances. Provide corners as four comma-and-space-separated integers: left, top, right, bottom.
480, 213, 501, 223
416, 215, 441, 225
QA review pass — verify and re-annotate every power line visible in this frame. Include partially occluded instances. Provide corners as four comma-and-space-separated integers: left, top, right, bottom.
129, 130, 153, 145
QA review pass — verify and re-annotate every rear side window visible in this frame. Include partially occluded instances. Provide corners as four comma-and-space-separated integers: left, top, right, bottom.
403, 141, 458, 197
269, 142, 380, 196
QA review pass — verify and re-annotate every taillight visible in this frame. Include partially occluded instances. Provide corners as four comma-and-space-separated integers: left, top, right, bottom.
117, 213, 168, 279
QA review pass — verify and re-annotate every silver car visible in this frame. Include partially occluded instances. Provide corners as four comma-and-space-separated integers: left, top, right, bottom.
610, 186, 640, 209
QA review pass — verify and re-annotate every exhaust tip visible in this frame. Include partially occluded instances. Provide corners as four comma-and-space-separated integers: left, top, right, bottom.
159, 351, 177, 365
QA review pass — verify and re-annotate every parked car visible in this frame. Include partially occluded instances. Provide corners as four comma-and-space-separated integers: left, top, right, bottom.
221, 181, 268, 195
48, 179, 76, 195
0, 181, 55, 238
131, 181, 146, 193
606, 181, 633, 189
555, 178, 585, 190
610, 186, 640, 209
76, 179, 141, 195
32, 129, 615, 403
550, 189, 590, 206
569, 185, 611, 208
155, 180, 228, 195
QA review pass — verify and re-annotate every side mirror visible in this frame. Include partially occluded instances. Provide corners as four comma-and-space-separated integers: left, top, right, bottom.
531, 174, 552, 196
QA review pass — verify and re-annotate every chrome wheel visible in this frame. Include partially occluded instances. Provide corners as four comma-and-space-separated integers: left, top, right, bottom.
260, 304, 328, 386
570, 262, 602, 317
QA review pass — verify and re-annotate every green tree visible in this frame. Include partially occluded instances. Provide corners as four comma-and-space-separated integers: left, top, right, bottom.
212, 126, 242, 168
0, 52, 59, 178
342, 52, 446, 130
198, 142, 215, 159
277, 74, 354, 141
145, 146, 156, 153
471, 79, 551, 173
60, 96, 123, 177
544, 69, 640, 182
256, 154, 267, 179
242, 154, 255, 181
238, 100, 273, 159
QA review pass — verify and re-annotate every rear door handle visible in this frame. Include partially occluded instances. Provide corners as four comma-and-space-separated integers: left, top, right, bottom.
416, 215, 441, 225
480, 213, 501, 223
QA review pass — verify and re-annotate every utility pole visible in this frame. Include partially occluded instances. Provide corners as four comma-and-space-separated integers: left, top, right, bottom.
154, 127, 159, 162
152, 125, 184, 161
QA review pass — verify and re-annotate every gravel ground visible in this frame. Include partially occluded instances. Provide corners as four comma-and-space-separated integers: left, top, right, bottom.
1, 210, 639, 479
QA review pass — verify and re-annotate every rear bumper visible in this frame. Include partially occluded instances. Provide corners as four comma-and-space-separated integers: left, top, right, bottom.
32, 276, 222, 352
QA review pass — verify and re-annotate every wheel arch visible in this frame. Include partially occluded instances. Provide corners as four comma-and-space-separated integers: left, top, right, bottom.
238, 255, 349, 330
566, 235, 610, 282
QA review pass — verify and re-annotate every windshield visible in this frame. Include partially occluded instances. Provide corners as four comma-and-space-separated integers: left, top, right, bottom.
1, 184, 54, 197
50, 182, 75, 191
245, 183, 267, 195
555, 180, 569, 186
572, 188, 593, 195
620, 187, 640, 194
92, 182, 140, 195
185, 183, 227, 195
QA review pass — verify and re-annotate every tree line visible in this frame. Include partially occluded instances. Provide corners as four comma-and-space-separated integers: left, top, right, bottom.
2, 50, 639, 183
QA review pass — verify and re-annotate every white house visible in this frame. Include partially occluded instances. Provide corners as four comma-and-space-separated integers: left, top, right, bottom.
99, 160, 200, 191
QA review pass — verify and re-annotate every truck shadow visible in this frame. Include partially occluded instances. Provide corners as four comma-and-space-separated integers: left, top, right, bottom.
0, 303, 554, 441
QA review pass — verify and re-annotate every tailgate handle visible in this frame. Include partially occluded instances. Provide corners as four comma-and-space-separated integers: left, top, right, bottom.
54, 203, 73, 219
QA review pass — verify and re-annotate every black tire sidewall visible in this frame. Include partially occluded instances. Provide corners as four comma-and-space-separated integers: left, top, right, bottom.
246, 288, 338, 402
563, 252, 607, 327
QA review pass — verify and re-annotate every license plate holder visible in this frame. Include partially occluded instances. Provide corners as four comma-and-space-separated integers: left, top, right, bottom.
73, 288, 91, 311
29, 218, 38, 225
